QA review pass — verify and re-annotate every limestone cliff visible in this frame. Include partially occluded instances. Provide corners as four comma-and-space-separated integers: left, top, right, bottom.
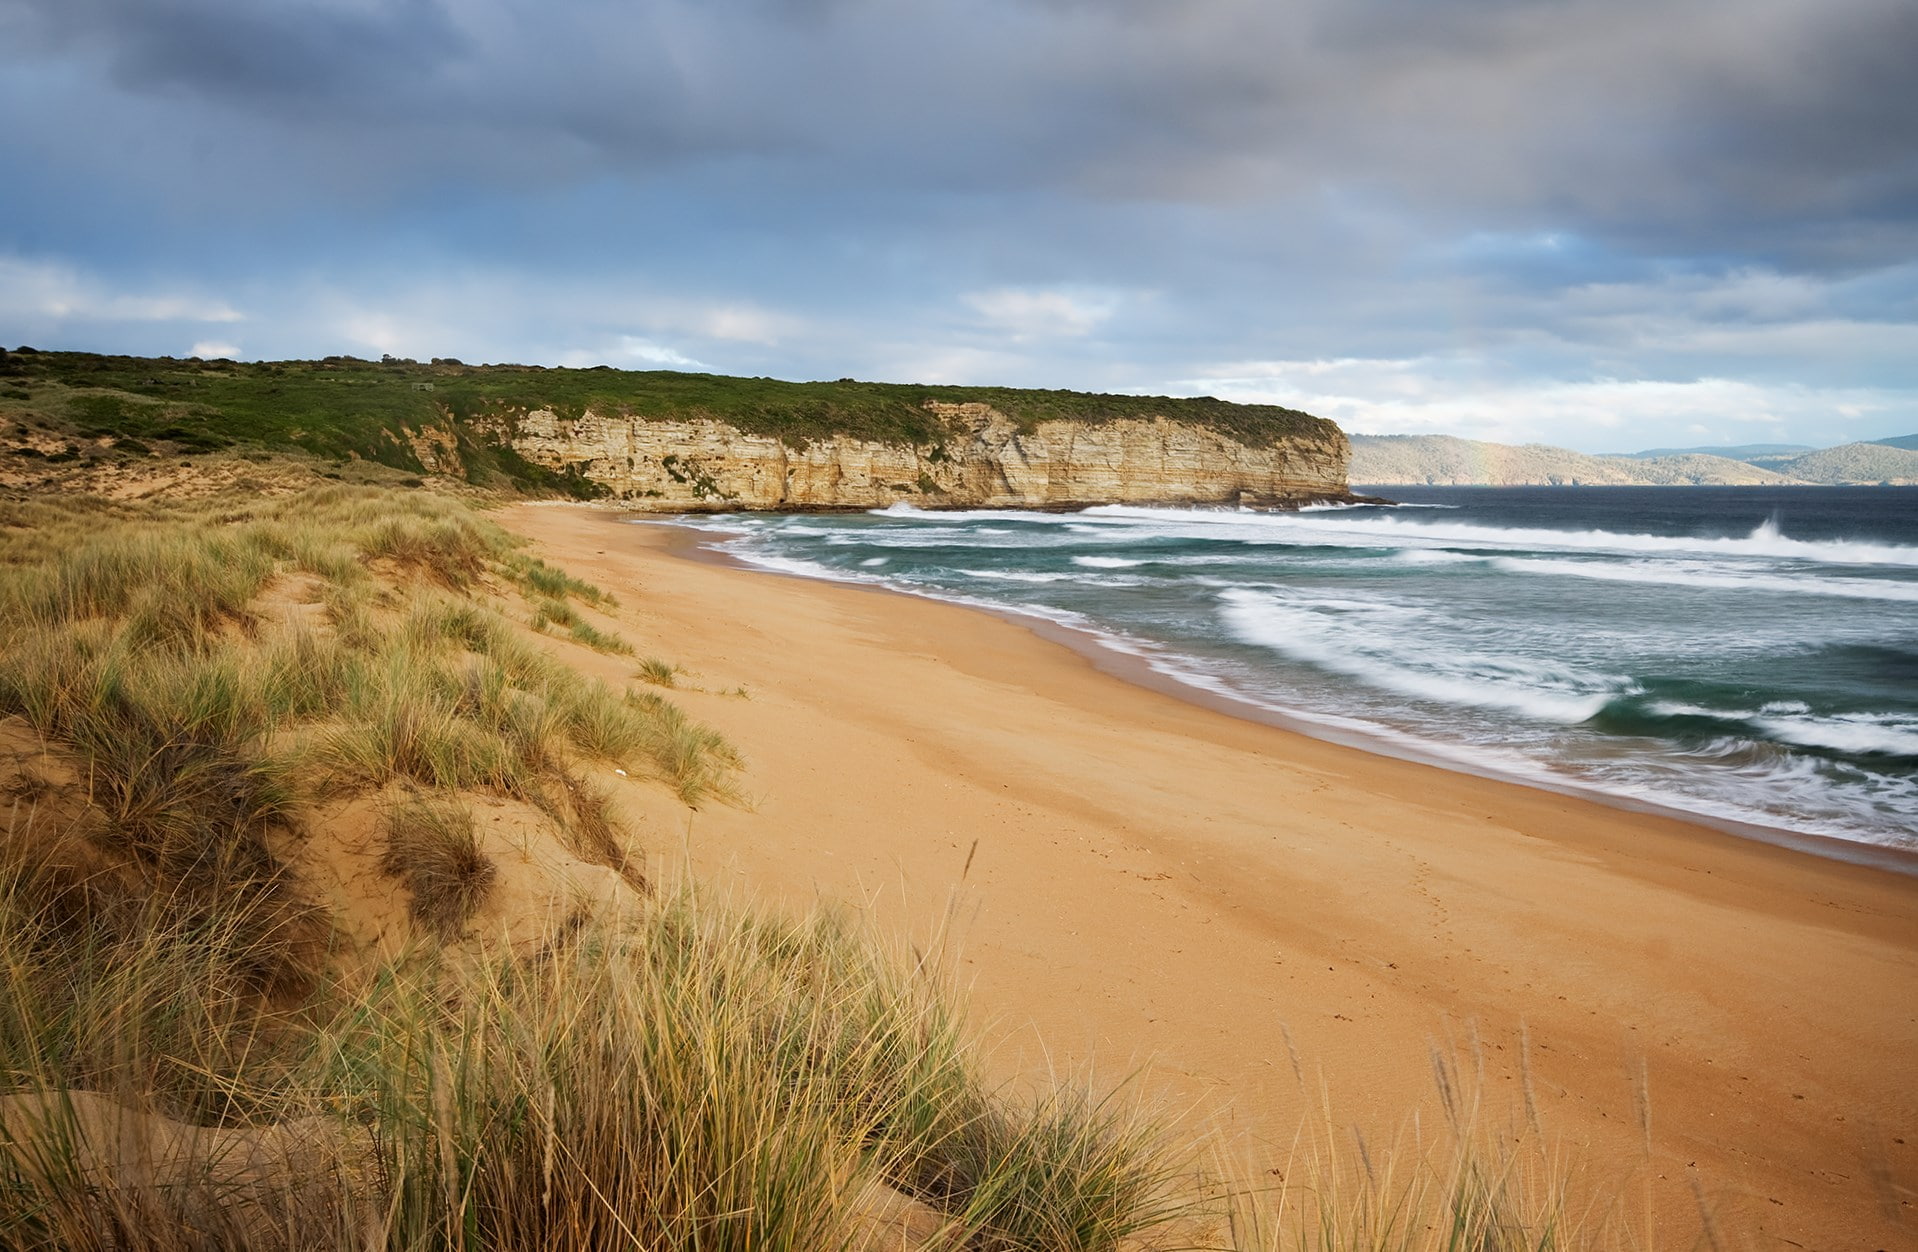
499, 401, 1352, 511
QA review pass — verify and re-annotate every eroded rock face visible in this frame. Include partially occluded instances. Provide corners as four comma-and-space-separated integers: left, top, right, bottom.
502, 402, 1352, 510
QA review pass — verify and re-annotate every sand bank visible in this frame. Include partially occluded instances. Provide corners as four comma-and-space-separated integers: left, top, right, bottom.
505, 503, 1917, 1247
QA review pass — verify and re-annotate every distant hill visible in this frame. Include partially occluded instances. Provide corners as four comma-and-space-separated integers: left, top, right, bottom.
1869, 433, 1918, 451
1352, 433, 1918, 487
1771, 442, 1918, 485
1349, 435, 1800, 486
1621, 442, 1814, 462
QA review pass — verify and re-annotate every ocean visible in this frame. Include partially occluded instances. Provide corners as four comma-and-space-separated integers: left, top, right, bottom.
658, 486, 1918, 855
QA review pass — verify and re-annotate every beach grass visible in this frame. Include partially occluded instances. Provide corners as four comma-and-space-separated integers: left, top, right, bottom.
381, 794, 498, 942
636, 655, 680, 687
0, 472, 1200, 1250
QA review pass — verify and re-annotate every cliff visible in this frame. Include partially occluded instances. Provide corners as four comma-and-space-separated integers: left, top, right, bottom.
1, 352, 1352, 509
499, 401, 1353, 511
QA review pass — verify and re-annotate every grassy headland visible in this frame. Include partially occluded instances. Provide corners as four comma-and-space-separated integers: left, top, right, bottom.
0, 348, 1333, 500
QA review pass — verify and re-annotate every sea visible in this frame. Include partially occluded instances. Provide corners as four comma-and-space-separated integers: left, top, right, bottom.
658, 486, 1918, 857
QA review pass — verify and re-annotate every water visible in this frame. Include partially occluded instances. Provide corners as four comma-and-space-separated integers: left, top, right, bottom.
657, 486, 1918, 853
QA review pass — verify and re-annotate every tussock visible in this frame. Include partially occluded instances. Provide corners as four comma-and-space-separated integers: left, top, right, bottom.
636, 655, 679, 687
382, 793, 497, 941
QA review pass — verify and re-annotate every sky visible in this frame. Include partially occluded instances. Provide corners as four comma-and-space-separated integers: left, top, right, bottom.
2, 0, 1914, 453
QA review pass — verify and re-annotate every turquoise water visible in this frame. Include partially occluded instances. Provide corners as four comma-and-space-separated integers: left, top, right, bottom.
658, 487, 1918, 852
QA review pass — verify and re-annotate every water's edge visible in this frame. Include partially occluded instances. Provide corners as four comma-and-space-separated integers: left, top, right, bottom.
637, 514, 1918, 878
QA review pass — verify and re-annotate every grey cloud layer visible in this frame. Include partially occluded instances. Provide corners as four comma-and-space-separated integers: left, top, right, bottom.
8, 0, 1912, 259
1, 0, 1912, 449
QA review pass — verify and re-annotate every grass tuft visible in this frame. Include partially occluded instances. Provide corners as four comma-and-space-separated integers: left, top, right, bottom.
531, 595, 633, 655
636, 655, 679, 687
506, 552, 616, 607
555, 774, 647, 891
381, 793, 497, 941
629, 688, 742, 804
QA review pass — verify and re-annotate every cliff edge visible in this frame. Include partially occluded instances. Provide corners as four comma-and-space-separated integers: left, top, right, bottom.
502, 400, 1352, 511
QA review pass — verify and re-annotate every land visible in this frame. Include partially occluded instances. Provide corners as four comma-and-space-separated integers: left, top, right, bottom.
3, 349, 1916, 1247
0, 348, 1339, 502
1352, 432, 1918, 486
506, 504, 1918, 1249
2, 456, 1240, 1250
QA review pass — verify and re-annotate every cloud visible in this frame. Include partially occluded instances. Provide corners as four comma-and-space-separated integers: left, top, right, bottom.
0, 256, 244, 325
963, 287, 1122, 340
0, 1, 1912, 451
557, 336, 703, 370
9, 0, 468, 103
688, 305, 798, 345
1187, 356, 1910, 451
6, 0, 1911, 262
190, 340, 240, 359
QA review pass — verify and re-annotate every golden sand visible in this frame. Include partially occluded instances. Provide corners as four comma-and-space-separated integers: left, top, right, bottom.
507, 502, 1918, 1247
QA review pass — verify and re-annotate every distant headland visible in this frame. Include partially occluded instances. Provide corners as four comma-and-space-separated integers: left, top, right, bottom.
1352, 431, 1918, 486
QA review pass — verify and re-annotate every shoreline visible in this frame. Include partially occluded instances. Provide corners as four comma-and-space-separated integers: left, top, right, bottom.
505, 501, 1918, 1247
650, 515, 1918, 877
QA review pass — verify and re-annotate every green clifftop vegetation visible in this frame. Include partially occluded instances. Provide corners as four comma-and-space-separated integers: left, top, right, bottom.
0, 349, 1335, 498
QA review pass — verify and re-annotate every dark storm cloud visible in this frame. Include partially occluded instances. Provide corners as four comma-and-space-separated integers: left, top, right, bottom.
9, 0, 468, 100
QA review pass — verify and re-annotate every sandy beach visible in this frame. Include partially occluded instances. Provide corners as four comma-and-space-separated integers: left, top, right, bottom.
507, 502, 1918, 1248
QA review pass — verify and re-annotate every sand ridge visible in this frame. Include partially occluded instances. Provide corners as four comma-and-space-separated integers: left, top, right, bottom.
504, 501, 1918, 1248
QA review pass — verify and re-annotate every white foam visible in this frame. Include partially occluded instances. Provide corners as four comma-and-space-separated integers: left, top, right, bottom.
957, 568, 1078, 583
1215, 588, 1633, 723
1105, 643, 1918, 849
1754, 713, 1918, 758
1630, 700, 1918, 758
683, 512, 1918, 851
1646, 700, 1757, 721
1491, 556, 1918, 602
1395, 549, 1481, 566
1074, 507, 1918, 568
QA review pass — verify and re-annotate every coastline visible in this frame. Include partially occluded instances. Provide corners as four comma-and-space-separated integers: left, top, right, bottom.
662, 515, 1918, 877
505, 502, 1918, 1247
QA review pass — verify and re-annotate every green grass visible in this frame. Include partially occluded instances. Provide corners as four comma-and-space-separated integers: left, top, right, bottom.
504, 553, 615, 607
0, 802, 1200, 1252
